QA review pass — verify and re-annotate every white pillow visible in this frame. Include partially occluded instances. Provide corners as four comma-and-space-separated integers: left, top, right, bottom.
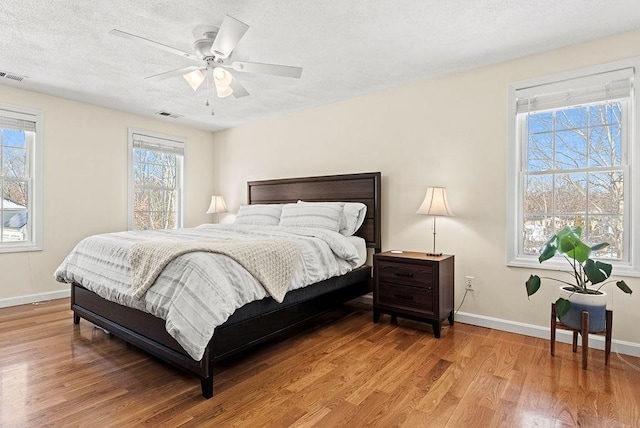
234, 204, 283, 226
298, 201, 367, 236
342, 202, 367, 236
279, 202, 344, 232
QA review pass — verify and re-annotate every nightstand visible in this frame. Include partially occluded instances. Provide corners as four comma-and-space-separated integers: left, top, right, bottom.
373, 251, 455, 338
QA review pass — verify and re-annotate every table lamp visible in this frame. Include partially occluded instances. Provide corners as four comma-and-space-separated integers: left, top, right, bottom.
206, 195, 227, 223
416, 187, 454, 256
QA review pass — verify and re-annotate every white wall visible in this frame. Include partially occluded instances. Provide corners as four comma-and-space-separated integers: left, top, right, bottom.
0, 85, 215, 304
212, 29, 640, 346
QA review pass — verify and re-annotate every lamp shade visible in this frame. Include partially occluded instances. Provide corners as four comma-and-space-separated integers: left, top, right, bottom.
183, 69, 205, 91
213, 67, 232, 86
213, 67, 234, 98
215, 84, 233, 98
206, 195, 228, 214
416, 187, 454, 217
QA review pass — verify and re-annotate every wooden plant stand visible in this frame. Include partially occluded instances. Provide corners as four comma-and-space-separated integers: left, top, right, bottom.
550, 302, 612, 369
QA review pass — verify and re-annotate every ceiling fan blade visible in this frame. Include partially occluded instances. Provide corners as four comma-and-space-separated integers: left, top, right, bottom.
230, 77, 250, 98
211, 15, 249, 59
231, 61, 302, 78
145, 66, 203, 81
109, 29, 201, 62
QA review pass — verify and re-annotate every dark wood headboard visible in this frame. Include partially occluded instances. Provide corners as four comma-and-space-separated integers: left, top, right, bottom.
247, 172, 381, 252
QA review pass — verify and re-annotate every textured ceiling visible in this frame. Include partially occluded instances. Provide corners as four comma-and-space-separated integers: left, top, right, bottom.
2, 1, 640, 132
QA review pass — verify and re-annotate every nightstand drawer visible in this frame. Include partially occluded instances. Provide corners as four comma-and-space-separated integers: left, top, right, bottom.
377, 283, 433, 313
377, 260, 434, 288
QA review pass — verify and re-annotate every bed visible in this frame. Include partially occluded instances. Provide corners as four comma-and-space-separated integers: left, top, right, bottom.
61, 172, 381, 398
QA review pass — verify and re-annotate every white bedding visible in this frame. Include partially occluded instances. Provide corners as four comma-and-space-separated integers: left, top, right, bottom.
348, 236, 367, 268
54, 223, 362, 360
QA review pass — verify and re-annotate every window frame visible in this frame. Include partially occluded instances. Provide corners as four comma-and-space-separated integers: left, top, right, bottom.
506, 58, 640, 277
0, 103, 43, 254
127, 128, 185, 230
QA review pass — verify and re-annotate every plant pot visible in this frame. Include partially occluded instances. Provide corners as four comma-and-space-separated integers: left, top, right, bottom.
558, 286, 607, 333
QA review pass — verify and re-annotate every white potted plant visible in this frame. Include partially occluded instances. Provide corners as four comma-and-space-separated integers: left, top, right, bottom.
525, 226, 632, 332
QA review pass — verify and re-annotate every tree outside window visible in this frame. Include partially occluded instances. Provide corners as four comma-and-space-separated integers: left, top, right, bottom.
523, 102, 624, 260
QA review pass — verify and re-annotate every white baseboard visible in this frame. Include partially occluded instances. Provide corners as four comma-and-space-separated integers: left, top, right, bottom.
455, 311, 640, 358
0, 289, 70, 309
351, 294, 640, 358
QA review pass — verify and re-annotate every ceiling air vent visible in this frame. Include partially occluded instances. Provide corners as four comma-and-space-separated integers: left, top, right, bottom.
0, 70, 28, 82
154, 110, 183, 119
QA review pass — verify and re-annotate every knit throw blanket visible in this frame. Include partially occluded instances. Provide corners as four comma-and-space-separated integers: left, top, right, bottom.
130, 240, 300, 303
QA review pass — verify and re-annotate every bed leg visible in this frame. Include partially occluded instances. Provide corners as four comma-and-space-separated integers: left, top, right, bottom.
73, 312, 80, 324
201, 376, 213, 399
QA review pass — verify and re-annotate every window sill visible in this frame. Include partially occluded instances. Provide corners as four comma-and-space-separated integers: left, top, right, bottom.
507, 255, 640, 278
0, 243, 43, 254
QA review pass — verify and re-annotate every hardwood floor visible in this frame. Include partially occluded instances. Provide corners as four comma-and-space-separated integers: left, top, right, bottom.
1, 298, 639, 427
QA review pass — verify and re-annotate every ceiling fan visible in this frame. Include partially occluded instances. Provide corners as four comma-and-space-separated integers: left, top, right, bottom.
109, 15, 302, 99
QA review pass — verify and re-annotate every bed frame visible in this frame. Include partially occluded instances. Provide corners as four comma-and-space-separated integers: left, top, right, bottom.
70, 172, 381, 398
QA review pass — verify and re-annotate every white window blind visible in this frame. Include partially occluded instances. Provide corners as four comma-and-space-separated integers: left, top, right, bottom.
0, 116, 36, 132
132, 132, 184, 155
515, 68, 633, 114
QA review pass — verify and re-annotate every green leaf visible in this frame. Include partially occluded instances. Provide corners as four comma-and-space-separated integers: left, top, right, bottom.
555, 297, 571, 318
616, 280, 633, 294
559, 235, 591, 262
590, 242, 610, 252
557, 226, 582, 241
558, 235, 578, 254
538, 243, 557, 263
584, 259, 612, 284
556, 226, 582, 245
525, 275, 541, 297
542, 230, 560, 247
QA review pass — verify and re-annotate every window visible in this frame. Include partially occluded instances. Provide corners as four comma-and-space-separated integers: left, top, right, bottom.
0, 105, 42, 253
507, 60, 640, 275
128, 129, 184, 230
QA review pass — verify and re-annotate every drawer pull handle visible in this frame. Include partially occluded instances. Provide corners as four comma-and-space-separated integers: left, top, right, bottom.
394, 294, 414, 301
394, 271, 414, 278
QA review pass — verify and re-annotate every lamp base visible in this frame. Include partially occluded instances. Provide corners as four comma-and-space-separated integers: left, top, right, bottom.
425, 252, 443, 257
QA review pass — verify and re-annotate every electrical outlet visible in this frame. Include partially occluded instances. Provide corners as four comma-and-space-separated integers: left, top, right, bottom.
465, 276, 475, 290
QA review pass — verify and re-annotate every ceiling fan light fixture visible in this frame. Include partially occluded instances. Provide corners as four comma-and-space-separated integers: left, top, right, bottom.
215, 84, 233, 98
213, 67, 233, 98
213, 67, 232, 86
183, 69, 205, 91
